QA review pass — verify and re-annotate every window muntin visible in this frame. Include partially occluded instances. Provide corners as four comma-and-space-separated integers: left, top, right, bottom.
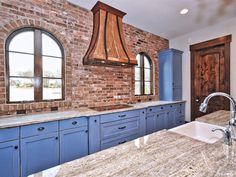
6, 28, 64, 103
135, 53, 152, 95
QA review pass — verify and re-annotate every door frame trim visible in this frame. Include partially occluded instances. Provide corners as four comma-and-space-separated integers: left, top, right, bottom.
190, 35, 232, 121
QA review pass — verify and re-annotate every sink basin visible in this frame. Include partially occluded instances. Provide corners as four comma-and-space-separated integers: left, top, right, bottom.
169, 121, 225, 144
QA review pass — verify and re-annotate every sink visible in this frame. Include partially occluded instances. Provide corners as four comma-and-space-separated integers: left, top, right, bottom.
169, 121, 225, 144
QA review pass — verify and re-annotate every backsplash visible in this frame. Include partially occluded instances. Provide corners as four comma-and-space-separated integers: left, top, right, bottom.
0, 0, 169, 116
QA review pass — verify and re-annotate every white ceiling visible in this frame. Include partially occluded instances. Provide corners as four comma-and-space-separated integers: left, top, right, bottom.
68, 0, 236, 39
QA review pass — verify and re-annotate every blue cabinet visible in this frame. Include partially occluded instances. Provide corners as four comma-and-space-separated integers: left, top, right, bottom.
88, 116, 101, 154
21, 122, 59, 177
99, 109, 142, 150
146, 103, 185, 135
0, 140, 19, 177
0, 127, 20, 177
146, 114, 156, 134
60, 117, 88, 163
159, 48, 183, 101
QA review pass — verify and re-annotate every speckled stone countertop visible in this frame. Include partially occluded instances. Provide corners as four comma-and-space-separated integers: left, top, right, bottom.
0, 100, 185, 128
31, 110, 235, 177
31, 131, 236, 177
196, 110, 230, 126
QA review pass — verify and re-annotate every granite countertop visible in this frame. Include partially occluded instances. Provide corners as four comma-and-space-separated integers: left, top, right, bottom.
196, 110, 230, 126
0, 100, 185, 128
31, 110, 235, 177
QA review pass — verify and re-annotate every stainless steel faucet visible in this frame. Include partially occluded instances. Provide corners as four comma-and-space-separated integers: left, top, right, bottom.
212, 127, 232, 146
199, 92, 236, 145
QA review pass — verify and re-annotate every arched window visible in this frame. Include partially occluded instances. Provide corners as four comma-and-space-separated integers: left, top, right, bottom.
135, 53, 153, 95
6, 28, 64, 102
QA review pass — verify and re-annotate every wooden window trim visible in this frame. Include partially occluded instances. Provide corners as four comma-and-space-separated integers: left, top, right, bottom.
135, 53, 153, 96
5, 27, 65, 103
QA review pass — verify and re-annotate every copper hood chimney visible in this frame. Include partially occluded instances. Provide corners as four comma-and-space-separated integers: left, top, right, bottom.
83, 1, 137, 66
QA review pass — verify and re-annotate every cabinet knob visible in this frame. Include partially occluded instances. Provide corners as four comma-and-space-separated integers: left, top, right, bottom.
14, 146, 18, 150
55, 137, 58, 140
142, 111, 145, 114
149, 109, 152, 111
85, 130, 88, 133
72, 121, 77, 125
157, 115, 159, 117
118, 126, 126, 130
161, 107, 163, 109
118, 114, 126, 118
37, 127, 45, 131
94, 119, 97, 123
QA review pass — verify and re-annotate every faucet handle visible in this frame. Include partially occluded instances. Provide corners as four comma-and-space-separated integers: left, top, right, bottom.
212, 128, 232, 146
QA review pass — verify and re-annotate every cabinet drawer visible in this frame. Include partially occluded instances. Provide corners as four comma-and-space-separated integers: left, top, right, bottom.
147, 105, 168, 114
100, 110, 139, 123
59, 117, 87, 130
101, 117, 139, 141
101, 134, 138, 150
21, 121, 58, 138
176, 116, 185, 126
0, 127, 19, 143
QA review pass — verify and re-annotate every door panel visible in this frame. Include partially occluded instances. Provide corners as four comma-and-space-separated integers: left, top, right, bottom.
191, 36, 231, 120
60, 127, 88, 164
0, 140, 19, 177
21, 133, 59, 177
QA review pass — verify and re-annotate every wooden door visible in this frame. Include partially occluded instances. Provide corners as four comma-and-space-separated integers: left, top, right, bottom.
190, 35, 231, 120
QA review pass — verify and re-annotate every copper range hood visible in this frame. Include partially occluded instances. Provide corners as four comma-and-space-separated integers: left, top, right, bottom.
83, 1, 137, 66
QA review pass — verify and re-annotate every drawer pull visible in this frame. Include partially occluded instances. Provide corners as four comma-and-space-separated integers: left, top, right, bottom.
161, 107, 163, 109
72, 121, 78, 125
14, 146, 18, 150
149, 109, 152, 111
118, 126, 126, 130
37, 127, 45, 131
118, 114, 126, 118
118, 140, 126, 144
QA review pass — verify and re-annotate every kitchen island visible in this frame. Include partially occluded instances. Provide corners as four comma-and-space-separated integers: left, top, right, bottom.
31, 110, 236, 177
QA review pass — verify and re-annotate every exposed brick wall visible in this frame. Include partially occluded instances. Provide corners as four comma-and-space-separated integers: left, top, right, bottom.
0, 0, 169, 116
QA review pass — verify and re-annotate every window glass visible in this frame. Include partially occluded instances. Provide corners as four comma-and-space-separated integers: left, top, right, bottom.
135, 67, 141, 80
135, 53, 152, 95
10, 78, 34, 102
144, 82, 151, 95
135, 81, 141, 95
144, 56, 151, 68
144, 68, 151, 81
9, 31, 34, 54
42, 33, 62, 57
43, 56, 62, 78
9, 53, 34, 77
43, 79, 62, 100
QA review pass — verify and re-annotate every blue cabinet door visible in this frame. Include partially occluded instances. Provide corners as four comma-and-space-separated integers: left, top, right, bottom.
0, 140, 19, 177
60, 127, 88, 163
21, 133, 59, 177
158, 48, 183, 101
156, 112, 167, 131
88, 116, 100, 154
139, 109, 146, 136
146, 114, 156, 134
166, 111, 176, 129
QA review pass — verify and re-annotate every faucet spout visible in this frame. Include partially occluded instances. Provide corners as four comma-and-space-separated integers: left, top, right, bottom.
199, 92, 236, 126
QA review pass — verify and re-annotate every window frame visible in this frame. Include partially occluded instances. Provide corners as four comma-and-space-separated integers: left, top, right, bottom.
135, 52, 153, 96
5, 27, 65, 103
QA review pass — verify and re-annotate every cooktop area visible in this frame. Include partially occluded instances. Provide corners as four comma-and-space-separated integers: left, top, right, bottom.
89, 104, 133, 112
